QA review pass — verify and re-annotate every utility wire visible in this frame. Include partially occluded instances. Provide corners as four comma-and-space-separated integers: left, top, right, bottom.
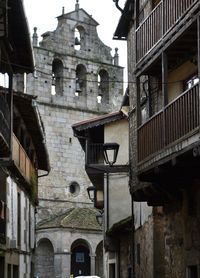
1, 59, 196, 86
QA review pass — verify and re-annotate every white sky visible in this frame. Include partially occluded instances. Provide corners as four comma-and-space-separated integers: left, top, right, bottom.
23, 0, 127, 88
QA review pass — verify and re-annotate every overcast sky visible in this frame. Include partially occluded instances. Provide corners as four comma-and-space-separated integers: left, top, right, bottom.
23, 0, 127, 87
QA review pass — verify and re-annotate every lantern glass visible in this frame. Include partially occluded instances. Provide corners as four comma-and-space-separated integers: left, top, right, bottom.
87, 186, 95, 202
96, 210, 103, 226
103, 143, 119, 166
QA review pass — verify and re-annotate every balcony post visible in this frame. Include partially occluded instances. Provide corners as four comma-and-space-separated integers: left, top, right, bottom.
136, 77, 141, 127
85, 131, 90, 165
8, 74, 13, 159
135, 0, 139, 28
198, 15, 200, 129
162, 52, 168, 145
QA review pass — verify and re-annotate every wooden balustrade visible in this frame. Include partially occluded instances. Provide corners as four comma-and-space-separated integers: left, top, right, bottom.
12, 134, 34, 183
136, 2, 162, 62
165, 85, 199, 145
86, 143, 104, 165
138, 84, 200, 162
138, 111, 164, 162
136, 0, 197, 62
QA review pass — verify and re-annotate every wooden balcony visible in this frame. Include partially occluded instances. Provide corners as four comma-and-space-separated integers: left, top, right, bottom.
136, 0, 198, 63
12, 134, 35, 185
85, 143, 129, 174
138, 83, 200, 176
0, 93, 10, 157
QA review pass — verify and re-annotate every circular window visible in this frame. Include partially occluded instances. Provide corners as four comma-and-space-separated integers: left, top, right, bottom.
69, 182, 80, 196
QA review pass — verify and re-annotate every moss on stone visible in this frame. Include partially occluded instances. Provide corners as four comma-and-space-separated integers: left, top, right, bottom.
37, 207, 102, 231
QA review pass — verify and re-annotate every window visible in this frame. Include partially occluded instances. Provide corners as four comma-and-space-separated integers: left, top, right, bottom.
109, 263, 115, 278
98, 69, 109, 104
74, 26, 85, 51
187, 265, 198, 278
185, 75, 199, 90
76, 252, 84, 263
74, 28, 81, 51
75, 64, 86, 96
137, 243, 140, 265
52, 59, 63, 95
69, 182, 80, 196
0, 73, 9, 88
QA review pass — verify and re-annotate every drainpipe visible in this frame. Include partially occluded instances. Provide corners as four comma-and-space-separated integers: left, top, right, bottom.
106, 172, 109, 230
113, 0, 123, 13
131, 194, 135, 278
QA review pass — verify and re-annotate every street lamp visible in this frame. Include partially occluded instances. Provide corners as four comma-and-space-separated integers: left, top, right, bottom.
96, 210, 104, 226
87, 186, 95, 202
103, 143, 119, 166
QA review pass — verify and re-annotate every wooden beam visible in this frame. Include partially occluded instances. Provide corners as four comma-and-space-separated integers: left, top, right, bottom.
136, 77, 141, 127
86, 164, 130, 174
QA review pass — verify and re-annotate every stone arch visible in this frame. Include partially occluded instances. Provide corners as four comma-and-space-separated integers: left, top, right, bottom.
35, 238, 54, 278
52, 58, 63, 95
75, 64, 87, 96
98, 69, 109, 104
95, 241, 103, 278
74, 25, 85, 50
70, 239, 91, 277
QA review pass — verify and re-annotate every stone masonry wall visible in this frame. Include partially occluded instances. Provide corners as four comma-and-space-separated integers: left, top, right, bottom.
24, 5, 124, 222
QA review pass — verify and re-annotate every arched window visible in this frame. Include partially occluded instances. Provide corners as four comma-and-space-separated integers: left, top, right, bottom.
51, 59, 63, 95
74, 26, 85, 51
97, 69, 109, 104
75, 64, 86, 96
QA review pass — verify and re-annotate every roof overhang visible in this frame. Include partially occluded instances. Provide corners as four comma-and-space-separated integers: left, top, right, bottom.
113, 0, 134, 40
72, 111, 125, 133
13, 91, 50, 172
7, 0, 34, 73
72, 111, 126, 149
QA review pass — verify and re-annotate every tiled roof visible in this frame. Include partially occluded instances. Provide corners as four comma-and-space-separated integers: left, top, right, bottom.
37, 207, 102, 231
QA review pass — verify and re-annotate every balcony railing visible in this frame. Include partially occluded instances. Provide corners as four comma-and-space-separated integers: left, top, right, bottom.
0, 218, 6, 244
12, 134, 34, 184
0, 93, 10, 152
138, 83, 199, 162
86, 143, 104, 165
136, 0, 198, 62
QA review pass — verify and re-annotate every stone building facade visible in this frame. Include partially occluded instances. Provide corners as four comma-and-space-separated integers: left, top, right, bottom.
14, 2, 124, 278
115, 0, 200, 277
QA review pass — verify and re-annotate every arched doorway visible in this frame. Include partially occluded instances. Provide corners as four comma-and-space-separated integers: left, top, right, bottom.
95, 241, 103, 278
71, 240, 91, 277
35, 238, 54, 278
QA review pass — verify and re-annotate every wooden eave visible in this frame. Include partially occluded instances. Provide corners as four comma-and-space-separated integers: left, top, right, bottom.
13, 91, 50, 172
7, 0, 34, 73
86, 164, 129, 174
72, 111, 126, 150
113, 0, 134, 40
72, 111, 125, 133
107, 216, 132, 236
134, 139, 200, 204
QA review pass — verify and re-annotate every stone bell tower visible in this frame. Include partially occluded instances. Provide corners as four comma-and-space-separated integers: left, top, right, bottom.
24, 1, 124, 277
